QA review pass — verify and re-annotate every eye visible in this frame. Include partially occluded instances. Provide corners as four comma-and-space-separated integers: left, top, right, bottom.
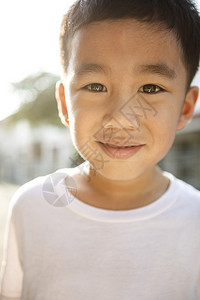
83, 83, 107, 92
139, 84, 164, 94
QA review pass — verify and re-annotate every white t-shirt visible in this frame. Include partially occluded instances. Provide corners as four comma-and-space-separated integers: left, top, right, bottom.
0, 168, 200, 300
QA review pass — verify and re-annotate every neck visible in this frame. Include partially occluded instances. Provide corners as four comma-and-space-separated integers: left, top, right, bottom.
75, 163, 170, 210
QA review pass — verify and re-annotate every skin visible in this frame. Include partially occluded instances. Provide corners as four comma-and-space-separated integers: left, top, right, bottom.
56, 19, 199, 210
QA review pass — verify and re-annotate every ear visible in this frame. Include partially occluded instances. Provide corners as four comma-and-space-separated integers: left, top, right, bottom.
177, 86, 199, 130
55, 81, 69, 126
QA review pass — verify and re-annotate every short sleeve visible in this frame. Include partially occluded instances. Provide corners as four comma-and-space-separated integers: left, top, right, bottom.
0, 201, 23, 299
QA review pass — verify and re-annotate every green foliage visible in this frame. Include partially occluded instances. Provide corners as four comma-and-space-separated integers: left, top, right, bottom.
5, 72, 64, 127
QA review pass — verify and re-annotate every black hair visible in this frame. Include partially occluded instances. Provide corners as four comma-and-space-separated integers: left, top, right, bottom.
60, 0, 200, 86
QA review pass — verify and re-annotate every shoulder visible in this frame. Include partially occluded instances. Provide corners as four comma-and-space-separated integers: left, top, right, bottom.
173, 175, 200, 200
164, 171, 200, 217
9, 167, 77, 216
165, 171, 200, 198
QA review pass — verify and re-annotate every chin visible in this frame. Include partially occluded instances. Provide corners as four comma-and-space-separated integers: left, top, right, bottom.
96, 163, 141, 181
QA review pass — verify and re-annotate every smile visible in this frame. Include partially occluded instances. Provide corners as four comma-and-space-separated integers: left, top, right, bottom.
98, 142, 144, 159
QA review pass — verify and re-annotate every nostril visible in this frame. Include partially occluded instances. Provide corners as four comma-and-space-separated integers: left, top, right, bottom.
125, 125, 135, 131
104, 124, 113, 129
102, 114, 113, 127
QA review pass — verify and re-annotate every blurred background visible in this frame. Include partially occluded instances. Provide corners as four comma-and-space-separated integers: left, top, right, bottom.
0, 0, 200, 266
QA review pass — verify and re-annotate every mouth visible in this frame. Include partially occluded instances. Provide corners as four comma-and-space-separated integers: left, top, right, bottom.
97, 141, 144, 159
99, 142, 142, 148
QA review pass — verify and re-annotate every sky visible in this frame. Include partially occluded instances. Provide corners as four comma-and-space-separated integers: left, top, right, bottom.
0, 0, 74, 120
0, 0, 200, 121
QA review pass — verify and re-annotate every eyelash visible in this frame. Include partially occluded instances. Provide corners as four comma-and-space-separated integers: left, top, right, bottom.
138, 84, 164, 94
82, 83, 164, 94
82, 83, 107, 92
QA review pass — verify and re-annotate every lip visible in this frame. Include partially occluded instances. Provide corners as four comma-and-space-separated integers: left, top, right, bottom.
97, 142, 145, 159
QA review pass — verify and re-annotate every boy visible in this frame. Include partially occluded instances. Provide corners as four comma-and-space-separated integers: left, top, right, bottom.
1, 0, 200, 298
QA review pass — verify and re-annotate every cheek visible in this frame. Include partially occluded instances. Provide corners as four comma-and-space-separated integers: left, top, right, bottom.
152, 97, 182, 130
149, 106, 179, 153
68, 106, 98, 147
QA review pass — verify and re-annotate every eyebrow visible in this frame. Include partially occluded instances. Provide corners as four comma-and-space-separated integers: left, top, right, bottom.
137, 63, 177, 79
74, 63, 109, 77
73, 62, 177, 79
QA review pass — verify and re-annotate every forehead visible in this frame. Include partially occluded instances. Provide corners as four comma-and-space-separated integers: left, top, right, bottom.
68, 19, 187, 84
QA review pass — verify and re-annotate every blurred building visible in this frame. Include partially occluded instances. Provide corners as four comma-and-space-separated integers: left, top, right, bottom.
0, 121, 73, 185
159, 113, 200, 190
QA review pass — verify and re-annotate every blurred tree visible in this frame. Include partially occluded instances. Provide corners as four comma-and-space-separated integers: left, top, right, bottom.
1, 71, 84, 168
5, 72, 63, 127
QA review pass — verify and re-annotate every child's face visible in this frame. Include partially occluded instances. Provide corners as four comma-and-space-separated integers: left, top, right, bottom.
57, 19, 198, 181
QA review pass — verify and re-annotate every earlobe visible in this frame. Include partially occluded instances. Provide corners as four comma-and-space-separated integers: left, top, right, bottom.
177, 86, 199, 130
55, 81, 69, 126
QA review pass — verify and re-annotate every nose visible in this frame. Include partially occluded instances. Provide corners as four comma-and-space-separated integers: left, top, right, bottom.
94, 93, 144, 144
102, 93, 141, 131
102, 112, 139, 131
